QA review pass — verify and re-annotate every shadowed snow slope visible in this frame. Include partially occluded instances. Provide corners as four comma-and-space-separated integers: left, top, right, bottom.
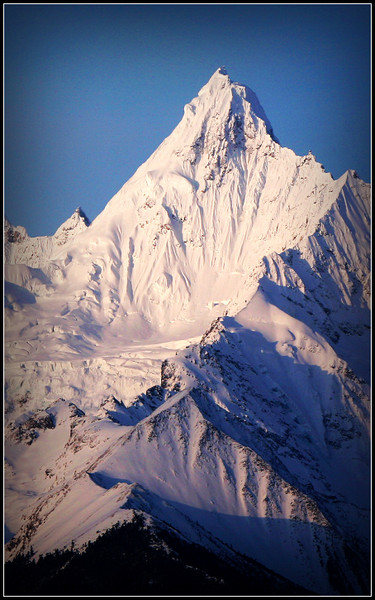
4, 68, 370, 595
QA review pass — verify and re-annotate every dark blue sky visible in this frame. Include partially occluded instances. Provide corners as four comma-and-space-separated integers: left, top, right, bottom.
5, 4, 371, 236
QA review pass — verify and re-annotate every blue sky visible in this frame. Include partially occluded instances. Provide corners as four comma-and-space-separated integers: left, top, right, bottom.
5, 4, 371, 237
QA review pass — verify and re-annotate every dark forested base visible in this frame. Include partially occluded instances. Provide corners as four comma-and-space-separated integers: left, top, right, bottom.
5, 514, 312, 596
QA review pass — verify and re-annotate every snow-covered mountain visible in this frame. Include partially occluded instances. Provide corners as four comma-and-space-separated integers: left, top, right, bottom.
5, 206, 91, 267
5, 207, 91, 302
4, 67, 371, 595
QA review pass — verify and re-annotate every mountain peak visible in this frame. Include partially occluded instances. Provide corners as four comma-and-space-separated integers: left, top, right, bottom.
218, 65, 227, 75
52, 206, 91, 247
210, 65, 230, 80
193, 68, 278, 143
198, 67, 231, 97
4, 206, 92, 266
74, 206, 91, 227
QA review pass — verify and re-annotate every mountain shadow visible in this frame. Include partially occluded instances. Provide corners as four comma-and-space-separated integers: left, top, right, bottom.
4, 514, 314, 597
5, 281, 36, 306
266, 248, 370, 383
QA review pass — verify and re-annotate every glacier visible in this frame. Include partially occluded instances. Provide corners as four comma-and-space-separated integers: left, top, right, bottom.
4, 67, 370, 595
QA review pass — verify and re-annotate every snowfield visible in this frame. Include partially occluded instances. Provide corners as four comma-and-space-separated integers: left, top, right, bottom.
4, 67, 370, 595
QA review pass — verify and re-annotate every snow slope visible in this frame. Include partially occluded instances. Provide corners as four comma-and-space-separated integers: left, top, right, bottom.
5, 67, 363, 358
4, 68, 371, 595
